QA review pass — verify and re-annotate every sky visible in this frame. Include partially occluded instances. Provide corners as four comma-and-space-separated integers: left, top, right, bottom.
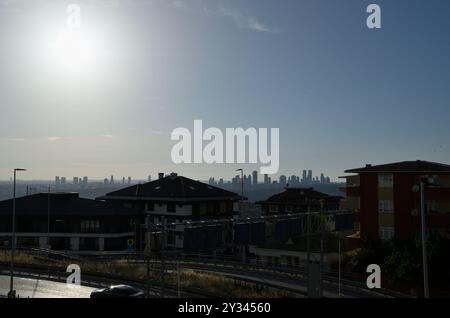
0, 0, 449, 182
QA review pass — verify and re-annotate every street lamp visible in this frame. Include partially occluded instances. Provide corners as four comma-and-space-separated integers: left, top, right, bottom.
236, 169, 244, 200
236, 169, 245, 263
47, 185, 53, 250
419, 176, 435, 298
10, 168, 26, 295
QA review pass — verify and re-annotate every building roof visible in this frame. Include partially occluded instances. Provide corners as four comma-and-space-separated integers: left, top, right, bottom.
0, 193, 142, 216
258, 187, 342, 205
97, 174, 241, 202
345, 160, 450, 173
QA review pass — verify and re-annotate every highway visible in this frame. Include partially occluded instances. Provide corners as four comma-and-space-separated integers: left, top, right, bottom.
0, 275, 94, 298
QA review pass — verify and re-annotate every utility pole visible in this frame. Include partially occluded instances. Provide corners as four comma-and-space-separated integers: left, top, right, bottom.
306, 199, 311, 281
236, 169, 245, 265
160, 216, 166, 298
10, 168, 26, 297
319, 200, 324, 297
177, 260, 181, 298
47, 186, 51, 250
420, 177, 430, 298
145, 215, 151, 298
338, 238, 341, 297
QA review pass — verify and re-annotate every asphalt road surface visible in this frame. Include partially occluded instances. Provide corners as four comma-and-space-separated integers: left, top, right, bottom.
0, 275, 95, 298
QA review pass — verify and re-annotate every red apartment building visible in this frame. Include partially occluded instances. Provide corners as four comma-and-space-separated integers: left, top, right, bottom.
341, 161, 450, 245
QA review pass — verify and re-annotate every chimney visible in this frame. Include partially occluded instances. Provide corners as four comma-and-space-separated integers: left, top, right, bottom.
170, 172, 178, 177
366, 164, 372, 168
158, 173, 164, 179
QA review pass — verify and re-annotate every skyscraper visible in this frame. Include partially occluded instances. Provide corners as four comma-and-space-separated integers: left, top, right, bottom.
302, 170, 307, 183
307, 170, 313, 183
252, 170, 258, 186
279, 175, 287, 187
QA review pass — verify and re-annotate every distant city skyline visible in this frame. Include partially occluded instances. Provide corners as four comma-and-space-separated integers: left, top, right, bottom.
1, 1, 450, 181
0, 168, 339, 184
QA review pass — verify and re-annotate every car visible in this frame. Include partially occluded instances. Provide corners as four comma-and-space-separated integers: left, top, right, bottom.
90, 284, 145, 298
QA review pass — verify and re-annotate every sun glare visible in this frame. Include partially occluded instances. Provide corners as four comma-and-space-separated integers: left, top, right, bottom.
51, 30, 97, 71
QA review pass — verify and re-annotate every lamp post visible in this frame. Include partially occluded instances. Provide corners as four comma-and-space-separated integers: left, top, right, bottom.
338, 238, 342, 297
236, 169, 245, 263
144, 214, 151, 298
420, 177, 430, 298
236, 169, 244, 200
47, 185, 51, 250
10, 168, 26, 295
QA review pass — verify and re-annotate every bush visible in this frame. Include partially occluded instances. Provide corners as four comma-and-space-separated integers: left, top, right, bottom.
352, 234, 450, 288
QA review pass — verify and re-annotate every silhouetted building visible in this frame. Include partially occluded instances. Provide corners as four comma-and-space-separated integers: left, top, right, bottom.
258, 187, 342, 215
252, 170, 258, 185
0, 193, 141, 251
279, 175, 287, 188
302, 170, 307, 183
342, 160, 450, 246
97, 173, 241, 249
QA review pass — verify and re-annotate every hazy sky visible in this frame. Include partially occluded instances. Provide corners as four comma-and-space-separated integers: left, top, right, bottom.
0, 0, 449, 181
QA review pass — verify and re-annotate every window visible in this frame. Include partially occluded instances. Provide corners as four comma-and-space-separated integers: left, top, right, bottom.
269, 205, 278, 213
167, 204, 176, 213
285, 206, 293, 213
80, 220, 100, 233
379, 226, 394, 240
146, 203, 154, 212
379, 200, 393, 213
378, 173, 393, 187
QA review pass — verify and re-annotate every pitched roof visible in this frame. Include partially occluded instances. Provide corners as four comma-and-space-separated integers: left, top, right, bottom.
98, 175, 240, 202
0, 193, 142, 216
345, 160, 450, 173
258, 187, 341, 205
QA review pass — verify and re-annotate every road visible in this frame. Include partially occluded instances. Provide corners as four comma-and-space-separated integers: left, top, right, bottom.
0, 275, 94, 298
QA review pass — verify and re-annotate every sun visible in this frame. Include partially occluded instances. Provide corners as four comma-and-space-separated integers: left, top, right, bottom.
51, 30, 97, 71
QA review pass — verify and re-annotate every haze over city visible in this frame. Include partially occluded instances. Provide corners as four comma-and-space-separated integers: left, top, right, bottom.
1, 0, 449, 181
